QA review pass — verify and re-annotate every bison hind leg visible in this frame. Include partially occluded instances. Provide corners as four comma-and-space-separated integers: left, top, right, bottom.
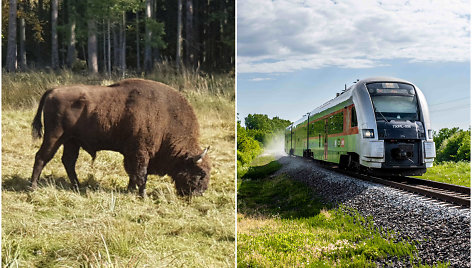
62, 141, 81, 191
31, 134, 63, 189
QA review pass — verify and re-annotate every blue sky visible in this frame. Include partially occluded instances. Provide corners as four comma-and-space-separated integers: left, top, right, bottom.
237, 0, 470, 131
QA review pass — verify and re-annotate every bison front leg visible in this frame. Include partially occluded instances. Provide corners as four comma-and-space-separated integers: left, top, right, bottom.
127, 176, 137, 192
124, 154, 149, 198
62, 141, 80, 191
136, 171, 148, 198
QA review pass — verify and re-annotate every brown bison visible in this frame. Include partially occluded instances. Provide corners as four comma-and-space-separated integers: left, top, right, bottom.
31, 78, 211, 197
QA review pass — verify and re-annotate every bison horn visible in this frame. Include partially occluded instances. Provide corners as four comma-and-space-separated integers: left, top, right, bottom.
194, 146, 210, 163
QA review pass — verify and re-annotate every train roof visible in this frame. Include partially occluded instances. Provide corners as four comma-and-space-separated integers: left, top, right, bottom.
287, 77, 416, 129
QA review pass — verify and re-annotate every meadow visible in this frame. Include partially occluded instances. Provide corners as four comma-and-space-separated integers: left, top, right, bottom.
2, 67, 235, 267
415, 161, 470, 187
237, 156, 450, 268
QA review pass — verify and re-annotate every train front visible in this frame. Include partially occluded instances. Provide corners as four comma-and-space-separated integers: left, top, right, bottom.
357, 80, 436, 176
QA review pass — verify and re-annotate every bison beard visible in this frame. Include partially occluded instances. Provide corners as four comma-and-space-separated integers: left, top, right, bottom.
30, 79, 211, 197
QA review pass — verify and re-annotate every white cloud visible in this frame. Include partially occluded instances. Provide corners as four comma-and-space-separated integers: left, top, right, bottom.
250, 77, 274, 81
238, 0, 470, 73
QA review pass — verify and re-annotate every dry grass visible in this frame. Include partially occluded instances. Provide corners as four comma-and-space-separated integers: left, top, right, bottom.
2, 71, 235, 267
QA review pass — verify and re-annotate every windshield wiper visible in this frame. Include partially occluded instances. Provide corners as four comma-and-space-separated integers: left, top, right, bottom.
372, 102, 388, 122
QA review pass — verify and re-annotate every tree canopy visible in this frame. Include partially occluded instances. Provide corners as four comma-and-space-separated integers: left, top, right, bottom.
435, 128, 470, 162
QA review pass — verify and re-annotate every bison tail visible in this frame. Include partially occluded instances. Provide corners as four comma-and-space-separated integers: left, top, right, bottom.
32, 89, 53, 139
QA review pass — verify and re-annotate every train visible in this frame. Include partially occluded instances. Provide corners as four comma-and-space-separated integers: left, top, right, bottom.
284, 77, 436, 176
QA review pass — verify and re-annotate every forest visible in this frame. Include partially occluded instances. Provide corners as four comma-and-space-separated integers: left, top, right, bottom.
2, 0, 234, 74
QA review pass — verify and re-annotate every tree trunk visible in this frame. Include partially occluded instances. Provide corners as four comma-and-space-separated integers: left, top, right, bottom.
51, 0, 59, 69
144, 0, 152, 72
66, 0, 76, 68
176, 0, 182, 69
87, 19, 98, 73
103, 19, 106, 73
107, 20, 111, 75
194, 0, 200, 68
136, 12, 141, 72
121, 12, 126, 77
6, 0, 17, 72
19, 17, 27, 70
113, 26, 119, 70
185, 0, 194, 67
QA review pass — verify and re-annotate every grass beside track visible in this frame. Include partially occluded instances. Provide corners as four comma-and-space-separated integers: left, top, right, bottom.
237, 156, 448, 267
2, 70, 235, 267
415, 161, 470, 188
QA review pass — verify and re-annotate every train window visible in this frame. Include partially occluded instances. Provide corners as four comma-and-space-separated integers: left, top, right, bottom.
328, 112, 344, 134
367, 82, 419, 121
371, 95, 419, 121
351, 107, 358, 127
309, 123, 315, 135
312, 120, 324, 135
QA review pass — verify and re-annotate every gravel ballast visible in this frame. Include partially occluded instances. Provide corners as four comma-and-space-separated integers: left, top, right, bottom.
274, 155, 470, 267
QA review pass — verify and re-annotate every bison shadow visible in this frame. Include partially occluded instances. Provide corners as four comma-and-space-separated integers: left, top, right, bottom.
237, 160, 329, 219
2, 173, 120, 194
1, 174, 193, 203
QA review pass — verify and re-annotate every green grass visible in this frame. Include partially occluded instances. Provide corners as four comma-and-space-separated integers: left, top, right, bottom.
2, 70, 235, 267
237, 158, 428, 267
415, 161, 470, 187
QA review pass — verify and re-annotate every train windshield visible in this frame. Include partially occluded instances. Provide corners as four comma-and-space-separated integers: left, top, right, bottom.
366, 82, 419, 121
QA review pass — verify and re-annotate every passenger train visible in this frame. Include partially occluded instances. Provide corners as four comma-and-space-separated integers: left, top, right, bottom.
284, 77, 436, 176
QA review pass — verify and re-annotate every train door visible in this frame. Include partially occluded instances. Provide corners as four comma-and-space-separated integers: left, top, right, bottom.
324, 119, 328, 160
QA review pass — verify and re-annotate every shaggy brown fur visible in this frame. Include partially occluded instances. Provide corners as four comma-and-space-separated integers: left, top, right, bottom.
31, 79, 211, 197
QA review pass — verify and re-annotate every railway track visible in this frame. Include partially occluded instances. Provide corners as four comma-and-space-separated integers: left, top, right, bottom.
311, 159, 471, 208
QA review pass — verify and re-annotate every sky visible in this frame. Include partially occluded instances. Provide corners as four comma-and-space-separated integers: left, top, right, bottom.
237, 0, 470, 131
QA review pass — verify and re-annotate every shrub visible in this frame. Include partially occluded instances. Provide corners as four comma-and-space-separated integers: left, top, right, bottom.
237, 123, 261, 167
436, 130, 470, 162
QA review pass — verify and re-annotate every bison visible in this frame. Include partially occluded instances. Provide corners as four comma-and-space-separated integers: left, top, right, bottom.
31, 78, 211, 197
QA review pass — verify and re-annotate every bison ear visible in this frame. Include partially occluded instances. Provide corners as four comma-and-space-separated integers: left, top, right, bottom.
194, 146, 210, 163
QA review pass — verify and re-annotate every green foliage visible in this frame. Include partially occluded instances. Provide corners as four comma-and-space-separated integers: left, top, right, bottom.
436, 129, 470, 162
145, 18, 166, 49
243, 114, 291, 149
246, 128, 265, 143
245, 114, 291, 133
2, 0, 234, 73
237, 122, 261, 167
245, 114, 272, 130
242, 161, 282, 180
433, 127, 460, 149
457, 131, 470, 161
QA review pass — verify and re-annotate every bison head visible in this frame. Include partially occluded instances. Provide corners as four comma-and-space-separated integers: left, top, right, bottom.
174, 146, 211, 196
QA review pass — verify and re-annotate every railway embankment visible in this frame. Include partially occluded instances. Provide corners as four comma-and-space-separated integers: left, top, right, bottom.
275, 155, 470, 267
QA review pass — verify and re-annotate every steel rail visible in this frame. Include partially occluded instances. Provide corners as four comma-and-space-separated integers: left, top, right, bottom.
308, 158, 471, 208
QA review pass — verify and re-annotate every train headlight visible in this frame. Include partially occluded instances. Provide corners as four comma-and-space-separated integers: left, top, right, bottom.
427, 129, 433, 140
362, 129, 375, 138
